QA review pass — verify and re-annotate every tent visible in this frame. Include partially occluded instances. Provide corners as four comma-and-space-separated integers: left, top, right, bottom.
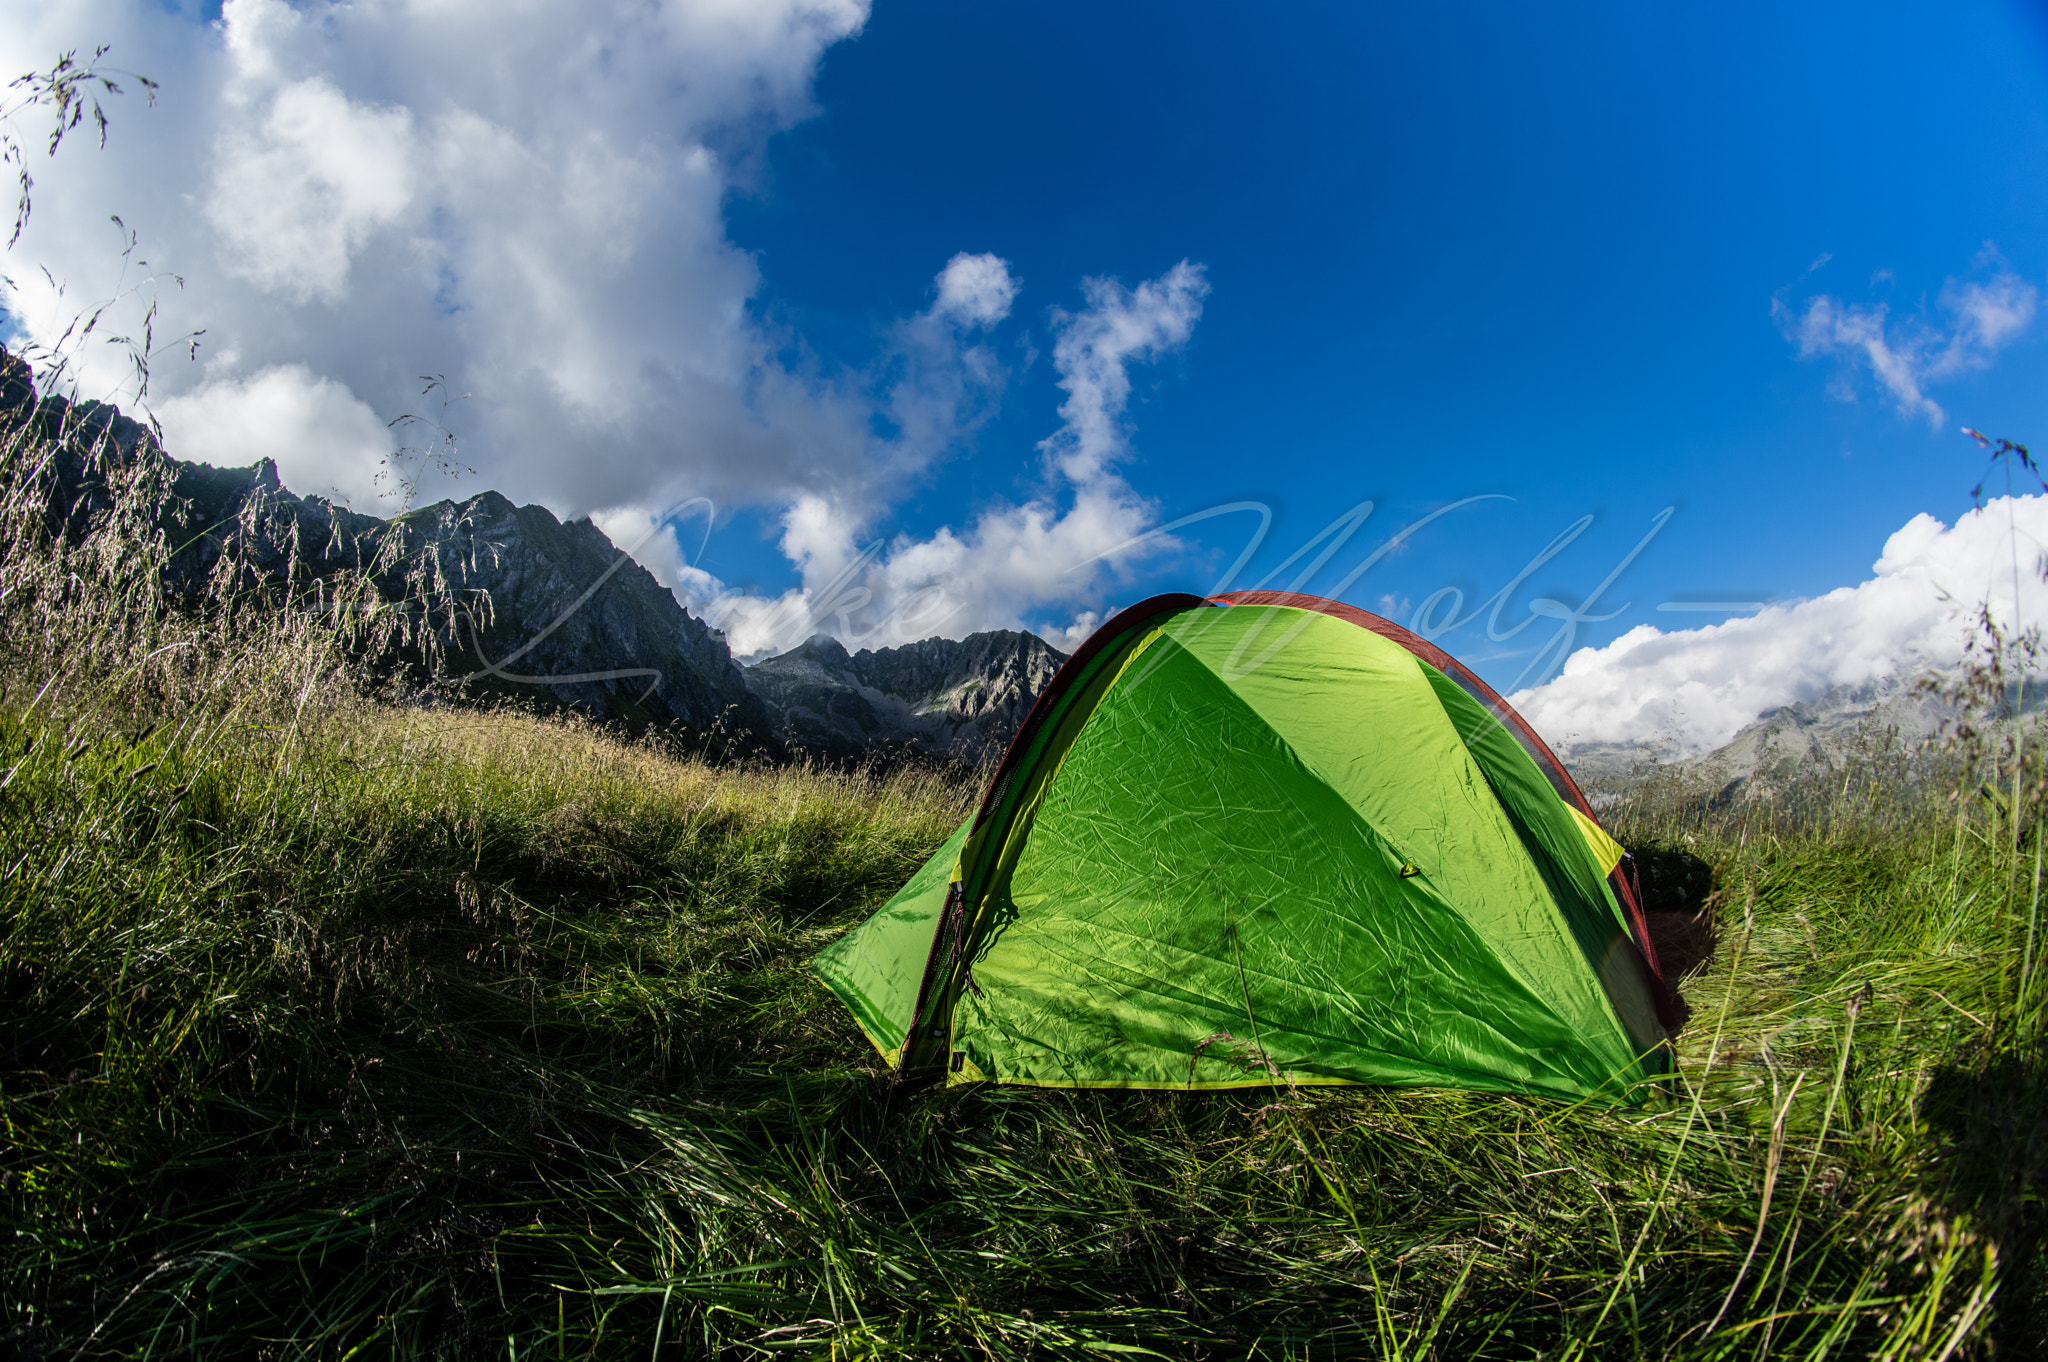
813, 591, 1675, 1103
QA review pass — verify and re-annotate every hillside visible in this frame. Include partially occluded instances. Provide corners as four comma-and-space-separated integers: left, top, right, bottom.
4, 666, 2041, 1355
25, 384, 773, 743
20, 370, 2009, 789
5, 381, 2048, 1355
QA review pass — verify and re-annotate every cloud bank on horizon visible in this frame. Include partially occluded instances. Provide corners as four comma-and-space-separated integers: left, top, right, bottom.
1512, 494, 2048, 756
0, 0, 1201, 656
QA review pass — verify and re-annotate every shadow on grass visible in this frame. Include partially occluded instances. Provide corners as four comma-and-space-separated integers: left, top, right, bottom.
1920, 1045, 2048, 1353
1635, 847, 1718, 979
1633, 846, 1717, 1042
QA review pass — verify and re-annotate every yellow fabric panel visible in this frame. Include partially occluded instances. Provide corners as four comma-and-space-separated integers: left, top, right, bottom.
1567, 804, 1625, 876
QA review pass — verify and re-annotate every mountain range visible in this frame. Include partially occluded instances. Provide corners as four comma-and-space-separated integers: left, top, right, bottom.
17, 365, 1993, 784
1557, 676, 1980, 801
18, 372, 1065, 765
746, 630, 1067, 766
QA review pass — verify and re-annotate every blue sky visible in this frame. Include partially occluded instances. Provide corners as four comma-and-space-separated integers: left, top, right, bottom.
716, 0, 2048, 685
4, 0, 2047, 742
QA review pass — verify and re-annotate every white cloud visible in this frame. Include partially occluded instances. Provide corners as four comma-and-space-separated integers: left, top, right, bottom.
870, 254, 1020, 485
1043, 609, 1103, 654
1775, 249, 2038, 428
1940, 269, 2037, 362
2, 5, 1201, 663
694, 262, 1206, 658
931, 252, 1019, 329
206, 75, 415, 304
704, 481, 1165, 659
1512, 495, 2048, 755
2, 0, 874, 518
1038, 261, 1208, 484
155, 364, 390, 502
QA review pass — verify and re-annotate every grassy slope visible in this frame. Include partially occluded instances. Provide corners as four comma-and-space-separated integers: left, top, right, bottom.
2, 695, 2043, 1360
2, 414, 2044, 1358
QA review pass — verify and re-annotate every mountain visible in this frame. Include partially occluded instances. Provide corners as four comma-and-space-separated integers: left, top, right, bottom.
1560, 676, 1976, 799
16, 380, 776, 749
1679, 680, 1957, 785
11, 355, 1076, 765
745, 630, 1068, 765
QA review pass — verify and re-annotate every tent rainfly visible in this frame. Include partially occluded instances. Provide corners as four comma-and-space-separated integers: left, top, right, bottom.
813, 592, 1676, 1103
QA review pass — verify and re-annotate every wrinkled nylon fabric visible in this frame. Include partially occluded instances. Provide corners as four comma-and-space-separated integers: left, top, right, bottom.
1568, 806, 1627, 876
809, 624, 1161, 1076
1156, 607, 1636, 1078
1419, 668, 1669, 1068
967, 628, 1165, 921
812, 601, 1656, 1102
811, 817, 971, 1063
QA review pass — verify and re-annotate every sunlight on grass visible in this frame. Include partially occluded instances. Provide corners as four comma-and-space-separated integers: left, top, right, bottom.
3, 389, 2046, 1357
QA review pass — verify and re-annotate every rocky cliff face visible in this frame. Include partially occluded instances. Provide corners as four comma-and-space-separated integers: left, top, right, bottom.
369, 488, 773, 742
745, 630, 1069, 765
17, 383, 775, 747
1680, 680, 1958, 785
12, 360, 1073, 763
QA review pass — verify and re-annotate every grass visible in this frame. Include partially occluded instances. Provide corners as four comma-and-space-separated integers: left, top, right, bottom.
4, 399, 2048, 1357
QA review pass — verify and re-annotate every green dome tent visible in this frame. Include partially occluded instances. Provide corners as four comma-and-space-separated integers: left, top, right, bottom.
813, 592, 1675, 1103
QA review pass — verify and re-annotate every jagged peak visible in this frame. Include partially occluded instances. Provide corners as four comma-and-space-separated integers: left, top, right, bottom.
848, 627, 1064, 668
743, 625, 1067, 765
755, 634, 854, 671
2, 356, 772, 743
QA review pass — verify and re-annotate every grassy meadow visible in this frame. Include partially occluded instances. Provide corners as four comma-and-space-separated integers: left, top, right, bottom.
3, 411, 2047, 1358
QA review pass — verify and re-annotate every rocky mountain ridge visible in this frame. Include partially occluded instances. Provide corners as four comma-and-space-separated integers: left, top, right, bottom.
11, 368, 1070, 762
744, 630, 1068, 765
1559, 675, 1996, 800
19, 384, 772, 745
52, 361, 1978, 785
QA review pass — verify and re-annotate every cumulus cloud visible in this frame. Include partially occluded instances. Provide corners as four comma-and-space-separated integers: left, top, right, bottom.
1511, 495, 2048, 754
705, 481, 1167, 659
1037, 262, 1208, 484
871, 253, 1020, 483
2, 0, 873, 518
2, 4, 1204, 662
700, 262, 1208, 658
207, 75, 415, 304
1042, 609, 1105, 653
155, 363, 390, 501
931, 251, 1019, 329
1774, 249, 2038, 428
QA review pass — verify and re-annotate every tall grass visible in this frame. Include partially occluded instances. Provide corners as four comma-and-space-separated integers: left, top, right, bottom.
4, 399, 2047, 1356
